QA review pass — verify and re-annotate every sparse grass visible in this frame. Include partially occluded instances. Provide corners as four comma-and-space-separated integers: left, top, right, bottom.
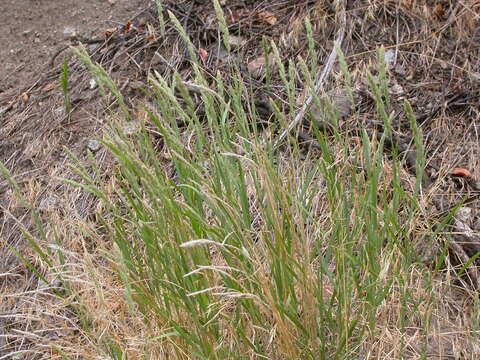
2, 1, 480, 359
60, 56, 72, 114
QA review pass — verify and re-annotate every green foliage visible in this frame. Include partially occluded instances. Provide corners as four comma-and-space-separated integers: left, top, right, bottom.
155, 0, 166, 36
1, 13, 452, 360
60, 56, 71, 114
70, 45, 130, 120
59, 52, 428, 357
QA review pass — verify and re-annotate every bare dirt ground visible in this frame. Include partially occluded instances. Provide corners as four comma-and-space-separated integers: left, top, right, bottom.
1, 0, 480, 358
0, 1, 145, 358
0, 0, 145, 96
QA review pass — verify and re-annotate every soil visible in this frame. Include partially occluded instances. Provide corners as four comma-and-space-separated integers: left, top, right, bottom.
0, 0, 145, 98
0, 0, 146, 247
0, 0, 144, 357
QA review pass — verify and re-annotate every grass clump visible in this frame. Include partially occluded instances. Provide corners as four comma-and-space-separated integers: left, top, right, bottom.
53, 38, 435, 359
2, 8, 471, 360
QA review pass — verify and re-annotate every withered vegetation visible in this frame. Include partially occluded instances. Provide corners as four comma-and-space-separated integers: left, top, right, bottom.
1, 1, 480, 358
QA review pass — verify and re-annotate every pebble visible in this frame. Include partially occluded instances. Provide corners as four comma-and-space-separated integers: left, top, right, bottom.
38, 195, 59, 212
54, 107, 65, 117
384, 50, 395, 64
89, 78, 98, 89
390, 83, 404, 96
247, 53, 275, 79
228, 35, 246, 49
63, 26, 78, 39
38, 277, 62, 291
123, 121, 140, 136
87, 139, 101, 152
310, 88, 353, 126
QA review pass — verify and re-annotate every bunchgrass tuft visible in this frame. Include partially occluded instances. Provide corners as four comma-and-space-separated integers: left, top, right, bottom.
52, 43, 437, 358
2, 7, 472, 360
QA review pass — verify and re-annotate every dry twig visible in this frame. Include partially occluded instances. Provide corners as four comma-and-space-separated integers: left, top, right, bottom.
274, 0, 346, 149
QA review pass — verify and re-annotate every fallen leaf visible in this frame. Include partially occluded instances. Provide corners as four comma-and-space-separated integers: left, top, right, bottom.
21, 92, 29, 102
198, 48, 208, 64
247, 53, 275, 78
226, 9, 251, 25
146, 34, 156, 42
226, 14, 241, 25
255, 11, 277, 25
433, 4, 445, 19
403, 0, 413, 9
105, 27, 118, 38
451, 168, 472, 178
145, 24, 157, 42
123, 21, 133, 33
41, 83, 57, 92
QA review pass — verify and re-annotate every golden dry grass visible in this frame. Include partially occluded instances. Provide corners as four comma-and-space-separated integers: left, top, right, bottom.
1, 0, 479, 358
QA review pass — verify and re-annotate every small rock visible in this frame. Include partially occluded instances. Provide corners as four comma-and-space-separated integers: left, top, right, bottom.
123, 121, 140, 136
228, 35, 246, 49
310, 88, 353, 127
129, 80, 145, 90
38, 277, 62, 291
70, 94, 85, 105
384, 49, 395, 64
87, 139, 101, 152
390, 83, 404, 96
394, 63, 406, 76
89, 78, 97, 89
38, 195, 59, 212
54, 107, 65, 117
63, 26, 78, 39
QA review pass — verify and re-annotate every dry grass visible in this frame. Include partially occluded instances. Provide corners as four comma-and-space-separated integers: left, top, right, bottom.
1, 0, 480, 359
